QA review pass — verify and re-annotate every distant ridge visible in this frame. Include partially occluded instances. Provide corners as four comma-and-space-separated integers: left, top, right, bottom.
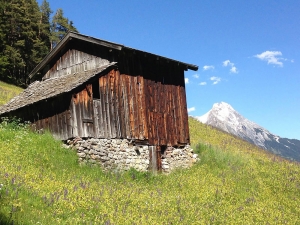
195, 102, 300, 161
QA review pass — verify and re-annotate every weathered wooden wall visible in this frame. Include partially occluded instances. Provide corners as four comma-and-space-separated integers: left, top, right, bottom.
27, 67, 189, 147
42, 49, 110, 80
25, 43, 190, 146
90, 68, 189, 146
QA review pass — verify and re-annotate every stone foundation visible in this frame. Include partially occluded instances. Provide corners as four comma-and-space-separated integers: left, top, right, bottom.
65, 137, 199, 173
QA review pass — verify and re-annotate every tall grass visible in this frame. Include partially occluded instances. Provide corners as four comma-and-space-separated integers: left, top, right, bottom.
0, 81, 23, 106
0, 117, 300, 224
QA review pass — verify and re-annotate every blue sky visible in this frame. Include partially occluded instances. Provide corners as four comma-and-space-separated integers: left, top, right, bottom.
40, 0, 300, 139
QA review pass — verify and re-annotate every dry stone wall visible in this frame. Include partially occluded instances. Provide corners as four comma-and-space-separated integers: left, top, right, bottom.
65, 137, 199, 173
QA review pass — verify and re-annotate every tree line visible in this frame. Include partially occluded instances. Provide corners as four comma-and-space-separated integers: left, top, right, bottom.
0, 0, 78, 86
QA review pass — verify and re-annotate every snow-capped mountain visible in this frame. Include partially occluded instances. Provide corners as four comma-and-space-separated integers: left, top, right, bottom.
195, 102, 300, 162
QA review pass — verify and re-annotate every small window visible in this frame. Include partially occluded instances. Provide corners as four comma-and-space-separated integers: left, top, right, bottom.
92, 80, 100, 99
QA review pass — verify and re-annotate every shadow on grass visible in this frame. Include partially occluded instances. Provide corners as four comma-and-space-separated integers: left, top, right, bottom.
0, 213, 13, 225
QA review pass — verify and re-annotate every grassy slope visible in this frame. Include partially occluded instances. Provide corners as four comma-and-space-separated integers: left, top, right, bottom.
0, 83, 299, 224
0, 81, 23, 106
0, 120, 299, 224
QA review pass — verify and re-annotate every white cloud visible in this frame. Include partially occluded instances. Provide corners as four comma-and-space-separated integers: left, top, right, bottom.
188, 107, 196, 113
203, 65, 214, 71
254, 51, 284, 67
185, 78, 189, 84
193, 74, 199, 78
199, 82, 207, 86
210, 76, 221, 85
230, 66, 238, 73
223, 60, 238, 73
223, 60, 233, 67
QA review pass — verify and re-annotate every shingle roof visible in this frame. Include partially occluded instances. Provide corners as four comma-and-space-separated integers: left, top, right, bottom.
0, 62, 116, 115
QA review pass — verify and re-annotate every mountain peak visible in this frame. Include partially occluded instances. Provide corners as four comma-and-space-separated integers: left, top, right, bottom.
195, 102, 300, 162
197, 102, 237, 124
212, 102, 234, 110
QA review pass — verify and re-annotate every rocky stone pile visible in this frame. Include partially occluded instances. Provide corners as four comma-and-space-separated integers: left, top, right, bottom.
65, 137, 199, 173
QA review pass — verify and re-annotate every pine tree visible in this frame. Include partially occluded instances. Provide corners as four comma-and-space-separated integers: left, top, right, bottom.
38, 0, 52, 54
0, 0, 78, 85
0, 1, 10, 78
50, 8, 78, 50
0, 0, 28, 84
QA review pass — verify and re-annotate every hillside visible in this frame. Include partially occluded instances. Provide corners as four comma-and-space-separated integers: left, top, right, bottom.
0, 116, 299, 224
0, 81, 23, 106
195, 102, 300, 162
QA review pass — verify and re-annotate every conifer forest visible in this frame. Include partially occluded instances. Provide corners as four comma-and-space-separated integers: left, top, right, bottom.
0, 0, 77, 86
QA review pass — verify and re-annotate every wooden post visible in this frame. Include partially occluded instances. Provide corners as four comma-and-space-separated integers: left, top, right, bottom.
149, 145, 162, 173
156, 145, 162, 171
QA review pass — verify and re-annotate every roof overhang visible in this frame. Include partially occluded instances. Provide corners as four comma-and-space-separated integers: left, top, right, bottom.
29, 31, 198, 79
1, 63, 116, 115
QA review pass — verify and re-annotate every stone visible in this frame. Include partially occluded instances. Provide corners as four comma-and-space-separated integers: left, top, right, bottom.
101, 156, 109, 161
77, 152, 86, 158
162, 164, 169, 169
92, 145, 100, 151
67, 137, 197, 173
89, 150, 96, 155
162, 160, 168, 165
173, 149, 180, 155
99, 151, 106, 156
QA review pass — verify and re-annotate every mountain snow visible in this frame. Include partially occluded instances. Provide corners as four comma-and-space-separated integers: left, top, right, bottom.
195, 102, 300, 162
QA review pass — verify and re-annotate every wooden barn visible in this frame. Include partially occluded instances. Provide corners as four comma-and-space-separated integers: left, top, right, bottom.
0, 32, 198, 170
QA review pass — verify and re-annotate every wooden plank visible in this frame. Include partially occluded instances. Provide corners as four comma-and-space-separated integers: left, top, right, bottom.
97, 77, 103, 137
137, 76, 144, 140
177, 85, 185, 144
125, 75, 134, 139
93, 100, 99, 138
131, 75, 139, 139
159, 80, 167, 145
167, 84, 175, 146
117, 73, 126, 138
108, 70, 116, 138
76, 91, 83, 137
99, 75, 108, 138
156, 145, 162, 171
104, 74, 112, 138
66, 110, 72, 138
114, 70, 121, 138
147, 79, 155, 145
171, 85, 177, 146
152, 81, 159, 146
124, 74, 131, 139
70, 95, 78, 137
82, 84, 94, 137
98, 77, 105, 138
180, 85, 190, 144
139, 76, 148, 140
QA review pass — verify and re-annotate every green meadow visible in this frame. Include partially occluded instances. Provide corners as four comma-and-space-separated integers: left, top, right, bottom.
0, 81, 23, 106
0, 82, 299, 224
